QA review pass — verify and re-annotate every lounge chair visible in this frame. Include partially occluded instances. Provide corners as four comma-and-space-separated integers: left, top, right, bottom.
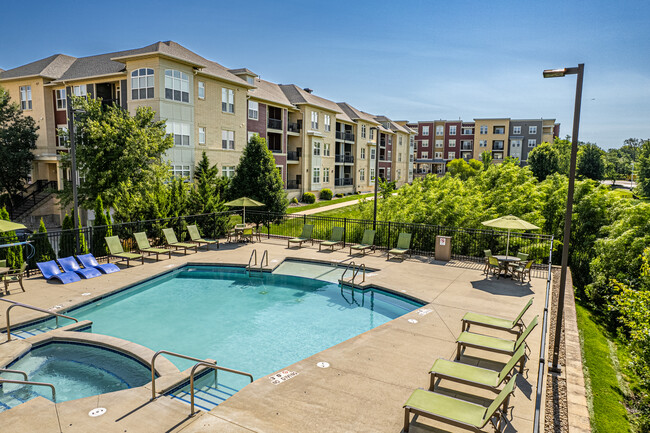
462, 298, 533, 337
3, 262, 27, 294
403, 373, 518, 433
429, 344, 526, 391
162, 228, 198, 254
77, 253, 120, 274
387, 232, 412, 260
456, 316, 538, 360
58, 256, 101, 279
288, 224, 314, 248
319, 227, 344, 251
36, 260, 81, 284
511, 260, 534, 283
349, 229, 376, 256
134, 232, 172, 260
187, 225, 218, 250
105, 236, 144, 267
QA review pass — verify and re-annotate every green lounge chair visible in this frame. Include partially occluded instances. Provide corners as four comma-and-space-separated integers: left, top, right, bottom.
387, 232, 412, 260
456, 315, 538, 360
429, 344, 526, 391
462, 298, 533, 337
105, 236, 144, 267
162, 228, 198, 254
3, 262, 27, 295
511, 260, 534, 283
349, 229, 375, 256
288, 224, 314, 248
403, 373, 518, 433
319, 227, 344, 251
134, 232, 172, 261
187, 225, 218, 250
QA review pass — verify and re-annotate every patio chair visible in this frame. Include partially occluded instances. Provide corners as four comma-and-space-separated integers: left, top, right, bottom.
240, 227, 254, 243
486, 255, 502, 279
105, 236, 144, 267
456, 316, 538, 360
511, 260, 534, 283
516, 252, 529, 261
483, 249, 493, 274
162, 228, 198, 254
77, 253, 120, 274
187, 225, 218, 250
429, 344, 526, 391
134, 232, 172, 260
319, 227, 344, 251
349, 229, 376, 256
387, 232, 412, 260
36, 260, 81, 284
57, 256, 101, 279
288, 224, 314, 248
403, 373, 518, 433
462, 298, 533, 337
3, 262, 27, 294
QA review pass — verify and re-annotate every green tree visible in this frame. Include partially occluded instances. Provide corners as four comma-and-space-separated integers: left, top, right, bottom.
636, 139, 650, 197
91, 196, 112, 257
58, 213, 75, 258
186, 152, 228, 236
228, 135, 288, 222
604, 148, 628, 185
446, 158, 482, 181
480, 151, 493, 170
58, 96, 173, 209
577, 143, 605, 180
0, 206, 23, 268
527, 142, 560, 181
620, 137, 644, 163
28, 218, 56, 268
0, 86, 38, 209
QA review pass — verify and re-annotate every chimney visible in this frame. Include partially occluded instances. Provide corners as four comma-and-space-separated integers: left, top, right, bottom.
303, 88, 313, 94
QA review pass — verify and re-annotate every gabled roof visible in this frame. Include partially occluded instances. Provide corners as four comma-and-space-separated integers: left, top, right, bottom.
374, 115, 407, 134
336, 102, 380, 125
279, 85, 343, 114
248, 78, 294, 109
228, 68, 257, 76
0, 54, 76, 80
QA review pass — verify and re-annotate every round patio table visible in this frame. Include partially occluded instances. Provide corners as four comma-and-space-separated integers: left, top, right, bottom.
493, 255, 521, 277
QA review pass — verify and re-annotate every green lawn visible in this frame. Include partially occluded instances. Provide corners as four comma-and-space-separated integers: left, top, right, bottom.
287, 193, 373, 214
576, 303, 631, 433
313, 205, 366, 219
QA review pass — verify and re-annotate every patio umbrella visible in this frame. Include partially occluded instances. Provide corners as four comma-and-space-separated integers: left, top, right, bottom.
0, 220, 26, 233
223, 197, 265, 224
482, 215, 539, 258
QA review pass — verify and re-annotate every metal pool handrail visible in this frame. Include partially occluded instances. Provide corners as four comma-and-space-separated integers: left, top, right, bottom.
248, 249, 257, 268
260, 250, 269, 270
189, 362, 253, 416
0, 368, 28, 380
352, 263, 366, 284
150, 350, 216, 400
2, 300, 78, 342
0, 378, 56, 402
341, 261, 356, 283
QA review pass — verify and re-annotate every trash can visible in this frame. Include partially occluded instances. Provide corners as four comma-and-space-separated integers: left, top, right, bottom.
435, 235, 452, 261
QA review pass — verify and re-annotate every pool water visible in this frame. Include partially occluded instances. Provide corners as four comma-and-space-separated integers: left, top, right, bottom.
0, 342, 151, 411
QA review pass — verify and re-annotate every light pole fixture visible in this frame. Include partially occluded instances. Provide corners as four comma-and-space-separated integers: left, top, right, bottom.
370, 127, 380, 230
543, 63, 584, 373
66, 91, 82, 255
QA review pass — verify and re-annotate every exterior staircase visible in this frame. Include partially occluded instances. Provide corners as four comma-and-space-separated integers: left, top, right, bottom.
9, 180, 57, 220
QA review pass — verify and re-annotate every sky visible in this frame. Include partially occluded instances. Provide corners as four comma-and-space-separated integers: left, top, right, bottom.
1, 0, 648, 148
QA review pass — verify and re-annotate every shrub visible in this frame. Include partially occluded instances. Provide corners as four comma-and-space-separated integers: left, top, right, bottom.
291, 197, 299, 204
302, 192, 316, 204
319, 188, 333, 200
335, 193, 344, 198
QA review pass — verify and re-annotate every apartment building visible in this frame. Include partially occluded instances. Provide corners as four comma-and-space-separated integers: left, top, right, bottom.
336, 103, 379, 193
474, 118, 510, 162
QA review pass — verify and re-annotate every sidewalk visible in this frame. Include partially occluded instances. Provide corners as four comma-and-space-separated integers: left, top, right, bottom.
291, 195, 376, 216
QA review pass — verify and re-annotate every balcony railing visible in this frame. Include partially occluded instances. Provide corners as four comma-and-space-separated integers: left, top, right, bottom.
335, 178, 353, 186
286, 180, 300, 189
287, 151, 300, 161
268, 118, 282, 130
336, 131, 355, 141
335, 155, 354, 163
288, 122, 301, 133
493, 144, 505, 150
461, 144, 473, 150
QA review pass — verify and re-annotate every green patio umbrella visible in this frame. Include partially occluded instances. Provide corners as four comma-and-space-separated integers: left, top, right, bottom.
482, 215, 539, 258
0, 220, 26, 233
223, 197, 265, 224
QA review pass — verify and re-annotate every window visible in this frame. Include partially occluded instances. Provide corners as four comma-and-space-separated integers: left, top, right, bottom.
493, 140, 505, 149
323, 167, 329, 183
370, 128, 375, 140
313, 142, 321, 156
479, 140, 487, 147
57, 125, 67, 147
421, 140, 429, 147
388, 150, 392, 160
73, 84, 87, 97
399, 136, 403, 146
166, 122, 190, 146
386, 168, 391, 180
247, 131, 258, 143
397, 169, 401, 179
435, 140, 443, 148
528, 139, 537, 147
493, 126, 505, 134
222, 130, 235, 149
449, 125, 457, 135
198, 127, 205, 145
131, 68, 154, 100
360, 148, 366, 159
434, 151, 442, 158
361, 124, 366, 138
247, 76, 254, 85
360, 168, 365, 181
448, 139, 456, 147
422, 125, 430, 136
311, 111, 318, 129
324, 115, 331, 132
164, 70, 189, 103
171, 165, 191, 178
221, 88, 234, 113
422, 151, 429, 159
55, 89, 66, 110
436, 125, 444, 135
324, 143, 330, 156
19, 86, 32, 110
248, 101, 259, 120
448, 152, 456, 159
512, 126, 521, 134
398, 152, 402, 162
388, 136, 392, 145
222, 166, 235, 178
511, 140, 522, 148
529, 126, 537, 134
198, 81, 205, 99
480, 125, 488, 134
312, 167, 320, 183
462, 127, 473, 135
370, 167, 375, 181
370, 148, 376, 159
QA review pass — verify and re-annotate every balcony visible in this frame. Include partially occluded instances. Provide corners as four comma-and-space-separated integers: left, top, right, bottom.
268, 118, 282, 130
288, 122, 301, 133
286, 179, 301, 190
461, 144, 473, 150
493, 144, 505, 151
335, 178, 353, 186
336, 131, 355, 141
335, 154, 354, 164
287, 150, 301, 161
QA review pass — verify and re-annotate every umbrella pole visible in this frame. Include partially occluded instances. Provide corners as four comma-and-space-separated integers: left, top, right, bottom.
506, 230, 511, 258
243, 206, 246, 225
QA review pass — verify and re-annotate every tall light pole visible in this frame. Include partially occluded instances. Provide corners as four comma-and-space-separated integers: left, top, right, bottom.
543, 64, 584, 373
66, 90, 80, 254
371, 127, 380, 230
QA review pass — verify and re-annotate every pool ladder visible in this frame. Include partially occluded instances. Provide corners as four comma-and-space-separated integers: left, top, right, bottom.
340, 261, 366, 286
247, 249, 269, 275
0, 368, 57, 402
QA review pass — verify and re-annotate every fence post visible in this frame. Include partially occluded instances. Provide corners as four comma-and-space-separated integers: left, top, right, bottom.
388, 221, 391, 250
343, 218, 347, 247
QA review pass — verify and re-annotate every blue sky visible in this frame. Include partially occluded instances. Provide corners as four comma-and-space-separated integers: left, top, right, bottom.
2, 0, 648, 148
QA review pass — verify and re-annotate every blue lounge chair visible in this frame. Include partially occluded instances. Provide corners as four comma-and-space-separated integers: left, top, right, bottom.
77, 253, 120, 274
36, 260, 81, 284
58, 256, 101, 279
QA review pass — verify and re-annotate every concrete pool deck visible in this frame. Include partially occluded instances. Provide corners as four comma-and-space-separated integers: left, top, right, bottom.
0, 237, 548, 432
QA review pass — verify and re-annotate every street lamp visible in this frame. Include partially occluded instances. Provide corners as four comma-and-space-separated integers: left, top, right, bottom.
66, 90, 82, 255
543, 63, 584, 373
370, 127, 380, 229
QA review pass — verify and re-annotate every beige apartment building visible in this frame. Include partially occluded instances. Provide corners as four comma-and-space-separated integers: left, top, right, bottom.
473, 118, 510, 162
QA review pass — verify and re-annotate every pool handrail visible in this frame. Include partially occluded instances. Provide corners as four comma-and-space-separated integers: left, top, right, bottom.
1, 299, 79, 342
0, 378, 56, 402
248, 249, 257, 268
341, 261, 365, 285
0, 367, 28, 380
189, 362, 253, 416
150, 350, 216, 401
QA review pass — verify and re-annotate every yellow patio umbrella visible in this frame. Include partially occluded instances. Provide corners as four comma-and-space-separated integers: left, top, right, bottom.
482, 215, 539, 258
0, 220, 26, 233
223, 197, 265, 224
